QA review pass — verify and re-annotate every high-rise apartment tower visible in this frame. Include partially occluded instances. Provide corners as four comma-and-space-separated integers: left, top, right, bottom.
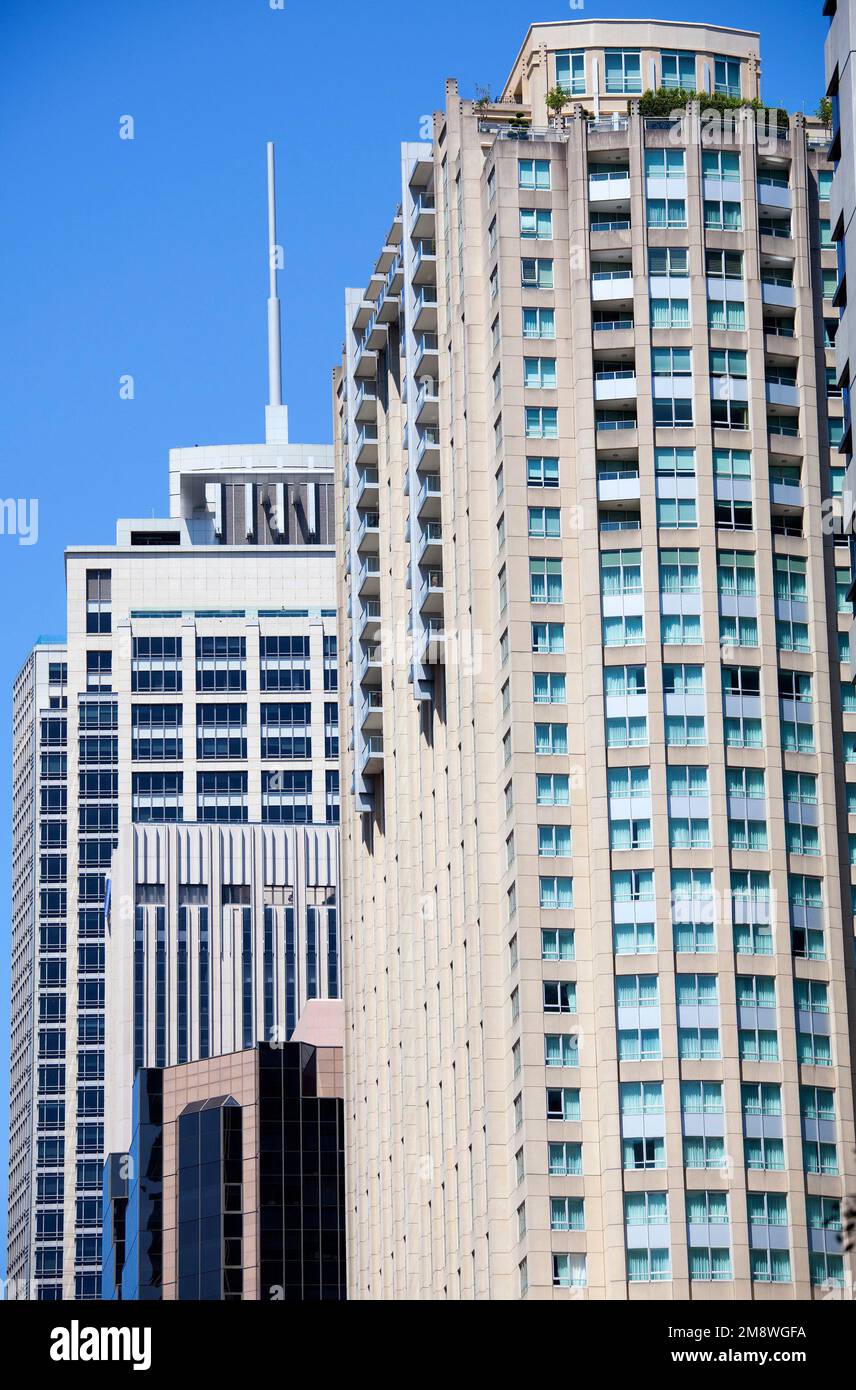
334, 20, 856, 1299
824, 0, 856, 660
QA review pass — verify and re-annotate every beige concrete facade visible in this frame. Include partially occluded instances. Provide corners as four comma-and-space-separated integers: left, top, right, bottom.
334, 20, 856, 1300
824, 0, 856, 660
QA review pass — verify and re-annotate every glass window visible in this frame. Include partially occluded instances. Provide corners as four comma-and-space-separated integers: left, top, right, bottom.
604, 48, 641, 94
555, 50, 585, 95
518, 159, 551, 191
661, 50, 696, 89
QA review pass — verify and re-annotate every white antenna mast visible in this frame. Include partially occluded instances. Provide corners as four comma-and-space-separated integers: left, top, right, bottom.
264, 142, 288, 442
267, 141, 282, 407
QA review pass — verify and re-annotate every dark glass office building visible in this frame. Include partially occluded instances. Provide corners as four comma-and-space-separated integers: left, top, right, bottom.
102, 1040, 345, 1300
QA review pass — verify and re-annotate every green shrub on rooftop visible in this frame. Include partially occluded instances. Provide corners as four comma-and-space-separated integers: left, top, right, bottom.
638, 87, 789, 129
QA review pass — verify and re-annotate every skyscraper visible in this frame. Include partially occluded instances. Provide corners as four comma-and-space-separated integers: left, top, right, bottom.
334, 20, 856, 1299
7, 147, 342, 1300
824, 0, 856, 658
7, 641, 68, 1300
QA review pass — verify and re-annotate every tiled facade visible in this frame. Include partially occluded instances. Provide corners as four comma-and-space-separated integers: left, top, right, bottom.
334, 20, 856, 1299
825, 0, 856, 657
6, 642, 68, 1299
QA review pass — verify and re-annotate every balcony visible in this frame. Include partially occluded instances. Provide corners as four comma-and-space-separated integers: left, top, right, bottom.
416, 427, 440, 467
415, 378, 439, 426
414, 332, 439, 380
408, 150, 433, 187
359, 644, 383, 686
386, 211, 403, 247
359, 599, 382, 641
354, 382, 378, 423
767, 420, 802, 462
412, 239, 437, 286
757, 177, 792, 210
763, 313, 795, 340
765, 377, 799, 409
413, 287, 438, 332
362, 314, 389, 352
361, 734, 384, 774
591, 269, 634, 304
419, 568, 444, 614
594, 369, 637, 404
375, 280, 400, 324
357, 555, 380, 596
356, 510, 380, 553
411, 193, 436, 237
419, 619, 446, 664
769, 471, 803, 510
366, 270, 385, 303
596, 466, 641, 503
588, 115, 630, 133
351, 299, 374, 333
595, 414, 637, 458
386, 256, 404, 297
592, 316, 634, 343
356, 466, 379, 508
588, 169, 631, 207
417, 473, 442, 518
360, 688, 384, 732
375, 242, 399, 275
418, 521, 443, 564
759, 217, 792, 244
761, 276, 796, 309
355, 424, 378, 465
590, 217, 632, 243
354, 343, 378, 379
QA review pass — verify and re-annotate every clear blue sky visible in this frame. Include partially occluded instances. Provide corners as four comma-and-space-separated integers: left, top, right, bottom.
0, 0, 827, 1264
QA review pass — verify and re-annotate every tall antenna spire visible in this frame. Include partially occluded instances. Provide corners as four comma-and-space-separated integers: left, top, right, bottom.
266, 141, 282, 408
264, 143, 288, 442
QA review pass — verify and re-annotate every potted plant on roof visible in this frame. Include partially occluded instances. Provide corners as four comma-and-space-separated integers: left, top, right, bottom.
546, 85, 569, 130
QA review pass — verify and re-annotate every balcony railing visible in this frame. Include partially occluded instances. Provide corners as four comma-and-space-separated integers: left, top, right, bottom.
596, 416, 637, 430
357, 466, 379, 492
591, 217, 631, 232
588, 116, 630, 133
355, 382, 378, 407
416, 428, 440, 461
597, 467, 639, 481
411, 193, 435, 223
759, 220, 791, 239
420, 568, 443, 595
419, 475, 441, 500
358, 511, 380, 536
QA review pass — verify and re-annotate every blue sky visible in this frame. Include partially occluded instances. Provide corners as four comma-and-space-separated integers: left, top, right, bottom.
0, 0, 828, 1261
